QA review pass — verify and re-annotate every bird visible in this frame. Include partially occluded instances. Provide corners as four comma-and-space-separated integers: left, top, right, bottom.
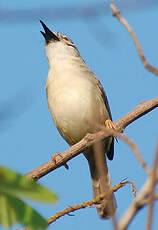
40, 20, 116, 219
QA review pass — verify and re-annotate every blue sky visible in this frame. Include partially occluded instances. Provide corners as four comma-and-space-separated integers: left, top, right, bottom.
1, 0, 158, 229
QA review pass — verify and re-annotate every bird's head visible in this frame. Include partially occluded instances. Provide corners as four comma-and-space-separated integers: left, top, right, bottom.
40, 20, 81, 66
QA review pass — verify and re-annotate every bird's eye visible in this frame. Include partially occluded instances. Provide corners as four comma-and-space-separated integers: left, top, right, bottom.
62, 35, 76, 49
63, 36, 70, 41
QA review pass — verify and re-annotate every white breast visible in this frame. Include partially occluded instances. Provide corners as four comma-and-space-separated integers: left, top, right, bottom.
46, 68, 109, 145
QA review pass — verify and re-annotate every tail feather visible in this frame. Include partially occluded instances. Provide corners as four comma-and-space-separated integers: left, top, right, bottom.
85, 148, 116, 219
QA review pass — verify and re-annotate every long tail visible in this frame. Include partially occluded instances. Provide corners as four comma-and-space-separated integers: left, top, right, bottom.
85, 149, 116, 219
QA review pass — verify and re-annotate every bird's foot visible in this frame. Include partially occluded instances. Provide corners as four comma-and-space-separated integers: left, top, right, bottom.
105, 119, 116, 131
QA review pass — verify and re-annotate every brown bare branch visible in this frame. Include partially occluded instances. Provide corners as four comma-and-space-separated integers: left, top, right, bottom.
146, 143, 158, 230
110, 2, 158, 77
117, 168, 158, 230
139, 194, 158, 206
26, 97, 158, 180
100, 127, 150, 175
113, 179, 137, 197
47, 180, 133, 224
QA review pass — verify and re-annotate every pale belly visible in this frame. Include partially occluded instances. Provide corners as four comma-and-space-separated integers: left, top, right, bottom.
46, 76, 110, 145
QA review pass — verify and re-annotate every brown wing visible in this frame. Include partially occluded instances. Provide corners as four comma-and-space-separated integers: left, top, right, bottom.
93, 74, 114, 160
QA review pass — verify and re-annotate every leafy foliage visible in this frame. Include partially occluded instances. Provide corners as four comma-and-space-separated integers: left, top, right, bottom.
0, 166, 58, 229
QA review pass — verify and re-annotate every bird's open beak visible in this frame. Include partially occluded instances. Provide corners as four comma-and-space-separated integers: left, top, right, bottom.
40, 20, 59, 43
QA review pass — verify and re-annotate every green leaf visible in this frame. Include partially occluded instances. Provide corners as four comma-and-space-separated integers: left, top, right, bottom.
0, 166, 58, 203
0, 193, 48, 230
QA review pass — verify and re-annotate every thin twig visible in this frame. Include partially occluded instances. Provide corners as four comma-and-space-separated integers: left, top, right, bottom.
117, 168, 158, 230
139, 194, 158, 206
26, 97, 158, 180
113, 179, 137, 197
47, 180, 134, 224
146, 143, 158, 230
110, 2, 158, 76
100, 127, 150, 175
